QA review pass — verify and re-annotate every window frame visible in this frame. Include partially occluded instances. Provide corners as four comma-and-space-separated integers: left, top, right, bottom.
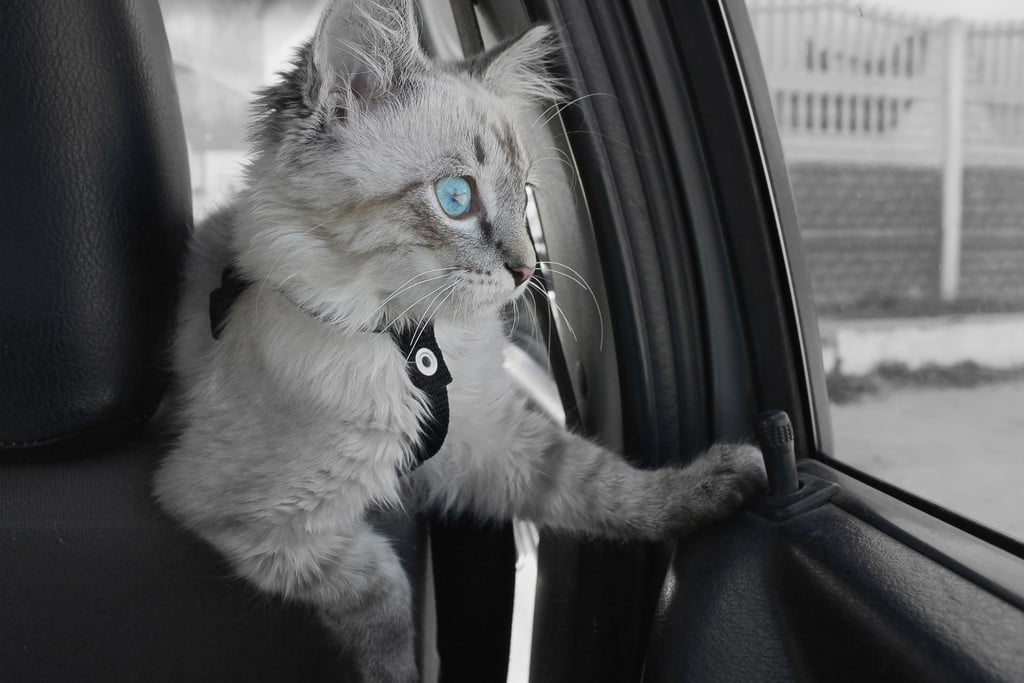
716, 0, 1024, 560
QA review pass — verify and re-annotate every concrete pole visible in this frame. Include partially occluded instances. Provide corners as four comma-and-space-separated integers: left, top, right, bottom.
941, 19, 967, 302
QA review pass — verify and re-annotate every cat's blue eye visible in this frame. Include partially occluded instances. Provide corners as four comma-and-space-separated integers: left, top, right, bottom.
435, 176, 473, 218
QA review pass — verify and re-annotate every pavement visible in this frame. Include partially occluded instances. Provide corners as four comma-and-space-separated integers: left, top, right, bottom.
818, 312, 1024, 376
832, 378, 1024, 541
818, 312, 1024, 542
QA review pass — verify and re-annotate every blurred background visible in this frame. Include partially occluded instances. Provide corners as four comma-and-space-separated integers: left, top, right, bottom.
745, 0, 1024, 540
159, 0, 1024, 540
161, 0, 322, 219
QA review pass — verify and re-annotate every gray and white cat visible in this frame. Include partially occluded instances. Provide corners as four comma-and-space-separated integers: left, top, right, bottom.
154, 0, 766, 680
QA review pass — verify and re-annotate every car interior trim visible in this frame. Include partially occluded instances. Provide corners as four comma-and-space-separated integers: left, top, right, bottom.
802, 459, 1024, 611
712, 0, 821, 451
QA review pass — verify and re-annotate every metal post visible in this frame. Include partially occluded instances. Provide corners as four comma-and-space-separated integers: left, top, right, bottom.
941, 19, 967, 302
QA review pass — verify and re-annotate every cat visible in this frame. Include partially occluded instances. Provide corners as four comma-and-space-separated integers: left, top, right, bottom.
153, 0, 766, 681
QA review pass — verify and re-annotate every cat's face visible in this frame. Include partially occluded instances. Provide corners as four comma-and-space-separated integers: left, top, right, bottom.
240, 0, 559, 330
326, 74, 540, 320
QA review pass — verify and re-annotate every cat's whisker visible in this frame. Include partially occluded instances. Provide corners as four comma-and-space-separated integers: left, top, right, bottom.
526, 280, 558, 359
521, 285, 540, 330
533, 99, 566, 130
526, 279, 579, 345
408, 284, 452, 353
532, 92, 615, 129
405, 279, 461, 361
542, 92, 618, 129
535, 261, 605, 351
519, 285, 551, 359
531, 151, 580, 192
532, 96, 573, 126
360, 268, 458, 330
535, 261, 589, 290
507, 298, 523, 340
559, 123, 641, 156
378, 279, 457, 337
525, 279, 548, 300
434, 278, 461, 323
375, 268, 456, 301
533, 151, 576, 176
548, 297, 579, 344
380, 267, 458, 303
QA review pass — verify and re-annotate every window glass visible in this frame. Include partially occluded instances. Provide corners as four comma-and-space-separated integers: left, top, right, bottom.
161, 0, 321, 221
747, 0, 1024, 540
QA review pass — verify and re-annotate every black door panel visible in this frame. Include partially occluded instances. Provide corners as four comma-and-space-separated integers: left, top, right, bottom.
521, 1, 1024, 681
646, 463, 1024, 682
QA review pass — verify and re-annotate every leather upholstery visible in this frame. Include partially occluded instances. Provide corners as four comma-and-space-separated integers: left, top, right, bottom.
0, 0, 190, 451
0, 433, 355, 681
0, 6, 434, 680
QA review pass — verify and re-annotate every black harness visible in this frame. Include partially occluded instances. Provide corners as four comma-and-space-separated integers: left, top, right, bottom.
209, 265, 452, 469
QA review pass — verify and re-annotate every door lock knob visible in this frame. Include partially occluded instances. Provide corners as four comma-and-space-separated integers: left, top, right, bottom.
756, 410, 799, 498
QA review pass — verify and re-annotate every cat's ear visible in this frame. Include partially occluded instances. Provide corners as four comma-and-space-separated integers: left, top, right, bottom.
467, 25, 563, 104
308, 0, 425, 115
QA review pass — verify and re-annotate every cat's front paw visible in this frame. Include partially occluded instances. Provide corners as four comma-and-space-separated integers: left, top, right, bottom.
683, 442, 767, 527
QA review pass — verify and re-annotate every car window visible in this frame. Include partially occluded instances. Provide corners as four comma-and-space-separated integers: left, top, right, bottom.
746, 0, 1024, 541
161, 0, 322, 221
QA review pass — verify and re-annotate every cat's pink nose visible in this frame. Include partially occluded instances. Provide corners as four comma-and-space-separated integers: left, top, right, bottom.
505, 263, 535, 288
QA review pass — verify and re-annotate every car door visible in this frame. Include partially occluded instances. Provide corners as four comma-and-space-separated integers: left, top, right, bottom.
438, 1, 1024, 681
151, 1, 1024, 680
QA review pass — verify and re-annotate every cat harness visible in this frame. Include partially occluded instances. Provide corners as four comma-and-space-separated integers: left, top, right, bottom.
208, 265, 452, 470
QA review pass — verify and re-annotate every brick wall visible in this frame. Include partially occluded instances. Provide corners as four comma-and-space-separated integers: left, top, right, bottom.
961, 167, 1024, 302
789, 163, 1024, 310
789, 164, 941, 308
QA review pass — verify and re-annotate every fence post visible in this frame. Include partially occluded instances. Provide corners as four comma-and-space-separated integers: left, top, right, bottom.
940, 19, 967, 301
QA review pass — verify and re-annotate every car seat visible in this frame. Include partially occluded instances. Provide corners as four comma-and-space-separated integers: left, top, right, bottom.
0, 2, 428, 680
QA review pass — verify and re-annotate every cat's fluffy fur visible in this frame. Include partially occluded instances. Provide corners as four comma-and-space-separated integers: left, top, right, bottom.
154, 1, 766, 680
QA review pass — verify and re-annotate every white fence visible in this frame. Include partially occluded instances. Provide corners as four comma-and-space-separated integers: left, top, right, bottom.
747, 0, 1024, 300
747, 0, 1024, 167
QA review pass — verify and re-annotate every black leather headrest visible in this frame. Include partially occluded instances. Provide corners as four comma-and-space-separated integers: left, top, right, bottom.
0, 1, 191, 453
